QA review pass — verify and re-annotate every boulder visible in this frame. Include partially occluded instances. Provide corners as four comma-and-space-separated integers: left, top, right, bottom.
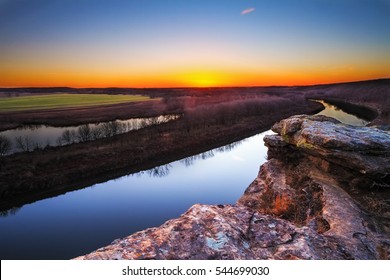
267, 115, 390, 177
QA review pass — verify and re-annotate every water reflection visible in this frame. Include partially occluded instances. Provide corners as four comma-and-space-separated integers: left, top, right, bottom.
313, 100, 369, 126
180, 141, 244, 167
180, 150, 216, 167
145, 164, 172, 178
0, 115, 179, 154
136, 139, 247, 177
0, 130, 273, 259
0, 206, 23, 217
0, 100, 373, 259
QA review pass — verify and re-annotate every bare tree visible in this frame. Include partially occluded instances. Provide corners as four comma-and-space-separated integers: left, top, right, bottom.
147, 164, 171, 177
14, 136, 33, 152
101, 123, 113, 138
0, 206, 22, 217
140, 119, 150, 129
14, 136, 24, 151
77, 124, 92, 142
149, 116, 161, 126
70, 130, 77, 143
60, 129, 73, 145
109, 121, 120, 136
91, 126, 103, 140
123, 122, 132, 132
0, 135, 11, 156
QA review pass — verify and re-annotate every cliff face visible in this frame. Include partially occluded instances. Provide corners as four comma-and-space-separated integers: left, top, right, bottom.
76, 115, 390, 260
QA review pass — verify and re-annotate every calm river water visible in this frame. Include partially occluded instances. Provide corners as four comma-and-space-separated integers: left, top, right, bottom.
0, 131, 273, 259
0, 115, 179, 154
0, 100, 369, 259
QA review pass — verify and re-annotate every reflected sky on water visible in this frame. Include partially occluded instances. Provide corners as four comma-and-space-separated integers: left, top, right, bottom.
0, 130, 273, 259
0, 100, 369, 259
315, 100, 369, 126
0, 115, 179, 154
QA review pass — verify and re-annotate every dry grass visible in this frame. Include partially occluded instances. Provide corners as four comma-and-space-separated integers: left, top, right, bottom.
0, 94, 152, 112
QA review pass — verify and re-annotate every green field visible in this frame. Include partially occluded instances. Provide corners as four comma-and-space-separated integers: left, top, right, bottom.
0, 94, 152, 112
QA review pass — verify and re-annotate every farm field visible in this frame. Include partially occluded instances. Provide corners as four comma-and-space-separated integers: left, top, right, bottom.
0, 94, 152, 112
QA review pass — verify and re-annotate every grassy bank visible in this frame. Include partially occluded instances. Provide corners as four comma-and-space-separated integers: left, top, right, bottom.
0, 94, 151, 112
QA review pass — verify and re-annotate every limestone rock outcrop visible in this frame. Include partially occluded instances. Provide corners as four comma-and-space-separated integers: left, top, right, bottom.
269, 115, 390, 177
76, 115, 390, 260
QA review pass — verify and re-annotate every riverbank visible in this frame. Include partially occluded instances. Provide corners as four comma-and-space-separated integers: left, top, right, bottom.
300, 78, 390, 125
0, 99, 168, 131
0, 79, 388, 259
1, 79, 388, 211
0, 100, 316, 211
76, 115, 390, 260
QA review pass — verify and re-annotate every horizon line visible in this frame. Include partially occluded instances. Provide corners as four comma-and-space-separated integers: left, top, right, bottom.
0, 78, 389, 90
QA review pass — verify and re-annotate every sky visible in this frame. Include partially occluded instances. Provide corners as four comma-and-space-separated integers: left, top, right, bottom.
0, 0, 389, 88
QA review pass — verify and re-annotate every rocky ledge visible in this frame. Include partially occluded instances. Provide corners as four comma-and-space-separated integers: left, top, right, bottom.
76, 115, 390, 260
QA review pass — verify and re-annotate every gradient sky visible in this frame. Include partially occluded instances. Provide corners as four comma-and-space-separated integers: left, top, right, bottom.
0, 0, 389, 87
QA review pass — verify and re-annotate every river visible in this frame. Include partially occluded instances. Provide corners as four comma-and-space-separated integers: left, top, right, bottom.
0, 100, 369, 259
0, 115, 179, 154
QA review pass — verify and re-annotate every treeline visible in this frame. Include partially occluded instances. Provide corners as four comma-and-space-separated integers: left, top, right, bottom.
182, 96, 306, 133
0, 115, 179, 154
0, 90, 319, 208
56, 116, 177, 145
0, 121, 135, 154
0, 135, 11, 156
301, 79, 390, 124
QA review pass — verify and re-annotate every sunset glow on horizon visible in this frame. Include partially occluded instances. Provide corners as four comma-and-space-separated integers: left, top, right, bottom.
0, 0, 389, 88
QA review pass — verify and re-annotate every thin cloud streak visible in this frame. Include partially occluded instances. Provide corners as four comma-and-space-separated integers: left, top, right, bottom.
232, 155, 245, 162
241, 8, 255, 15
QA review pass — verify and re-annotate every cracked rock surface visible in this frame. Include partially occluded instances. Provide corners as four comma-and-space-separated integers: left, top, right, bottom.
76, 115, 390, 260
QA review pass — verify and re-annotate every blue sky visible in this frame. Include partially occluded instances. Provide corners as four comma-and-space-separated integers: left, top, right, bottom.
0, 0, 389, 87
